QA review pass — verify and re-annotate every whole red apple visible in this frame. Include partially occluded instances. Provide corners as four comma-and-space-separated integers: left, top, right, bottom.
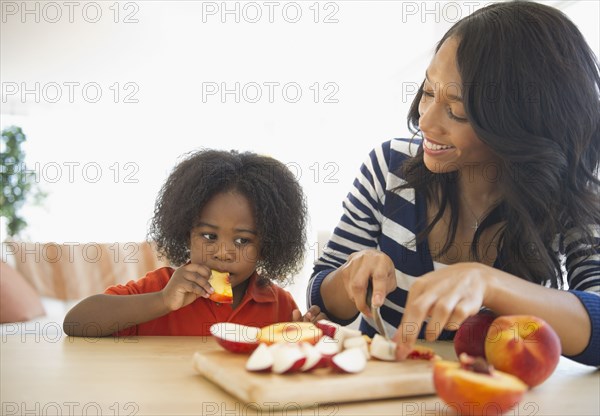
454, 310, 497, 359
485, 315, 561, 387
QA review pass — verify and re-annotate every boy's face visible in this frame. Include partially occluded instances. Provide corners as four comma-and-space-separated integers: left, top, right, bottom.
189, 191, 260, 287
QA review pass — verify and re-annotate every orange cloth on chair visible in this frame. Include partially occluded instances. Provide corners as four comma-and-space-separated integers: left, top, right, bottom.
104, 267, 298, 336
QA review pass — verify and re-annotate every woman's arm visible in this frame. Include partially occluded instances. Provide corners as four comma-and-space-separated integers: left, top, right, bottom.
396, 263, 598, 362
308, 141, 398, 323
485, 269, 592, 356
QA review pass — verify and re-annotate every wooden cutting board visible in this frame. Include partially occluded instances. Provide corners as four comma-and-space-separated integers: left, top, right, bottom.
193, 349, 436, 409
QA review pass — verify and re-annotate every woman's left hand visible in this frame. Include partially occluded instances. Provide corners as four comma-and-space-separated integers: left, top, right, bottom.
394, 262, 492, 359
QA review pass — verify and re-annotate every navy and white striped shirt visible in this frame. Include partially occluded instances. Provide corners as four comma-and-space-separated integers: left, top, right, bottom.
308, 138, 600, 366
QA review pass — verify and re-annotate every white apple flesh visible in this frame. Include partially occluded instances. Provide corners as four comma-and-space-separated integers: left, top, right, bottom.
272, 343, 306, 374
370, 334, 397, 361
343, 336, 370, 359
331, 347, 367, 373
245, 343, 273, 372
210, 322, 260, 354
299, 342, 323, 372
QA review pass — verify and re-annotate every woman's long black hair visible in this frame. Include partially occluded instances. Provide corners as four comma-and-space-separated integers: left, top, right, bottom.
401, 1, 600, 287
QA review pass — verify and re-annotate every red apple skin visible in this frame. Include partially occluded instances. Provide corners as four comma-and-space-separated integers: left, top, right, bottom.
407, 345, 439, 361
454, 310, 497, 359
208, 293, 233, 303
434, 360, 527, 415
214, 337, 259, 354
485, 315, 561, 387
286, 358, 307, 373
210, 323, 260, 354
315, 320, 339, 338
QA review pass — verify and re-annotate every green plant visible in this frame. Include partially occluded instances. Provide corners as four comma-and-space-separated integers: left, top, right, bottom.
0, 126, 45, 237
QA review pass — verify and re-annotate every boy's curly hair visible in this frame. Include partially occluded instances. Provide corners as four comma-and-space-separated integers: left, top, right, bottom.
148, 149, 307, 284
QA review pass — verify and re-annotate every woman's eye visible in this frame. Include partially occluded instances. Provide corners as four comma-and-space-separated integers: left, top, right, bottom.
446, 108, 468, 123
422, 89, 435, 98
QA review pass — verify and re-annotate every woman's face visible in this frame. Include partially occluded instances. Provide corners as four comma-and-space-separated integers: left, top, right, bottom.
418, 37, 499, 175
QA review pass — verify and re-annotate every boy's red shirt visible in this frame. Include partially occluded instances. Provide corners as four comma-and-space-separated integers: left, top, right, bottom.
104, 267, 298, 336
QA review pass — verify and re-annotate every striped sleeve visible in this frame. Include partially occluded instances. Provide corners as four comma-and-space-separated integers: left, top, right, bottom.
564, 224, 600, 366
564, 224, 600, 293
307, 141, 392, 323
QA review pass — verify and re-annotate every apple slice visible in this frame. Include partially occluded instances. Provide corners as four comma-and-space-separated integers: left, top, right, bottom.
299, 342, 323, 372
343, 336, 370, 359
334, 326, 362, 344
370, 334, 397, 361
331, 347, 367, 373
246, 343, 273, 372
315, 319, 341, 338
315, 335, 343, 355
314, 335, 341, 367
210, 322, 260, 353
272, 343, 306, 374
208, 270, 233, 303
259, 322, 323, 345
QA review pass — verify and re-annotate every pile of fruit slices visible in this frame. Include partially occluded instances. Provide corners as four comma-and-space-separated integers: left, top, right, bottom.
210, 319, 438, 375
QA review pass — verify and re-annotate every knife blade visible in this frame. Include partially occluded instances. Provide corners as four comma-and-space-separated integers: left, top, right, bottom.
366, 281, 390, 341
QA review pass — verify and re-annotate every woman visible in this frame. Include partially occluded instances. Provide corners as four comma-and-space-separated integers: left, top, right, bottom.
308, 1, 600, 366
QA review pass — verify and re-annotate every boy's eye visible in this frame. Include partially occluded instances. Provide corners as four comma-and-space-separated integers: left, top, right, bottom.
202, 233, 217, 241
235, 237, 250, 245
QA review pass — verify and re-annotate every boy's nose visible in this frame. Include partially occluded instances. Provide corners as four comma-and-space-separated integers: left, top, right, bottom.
212, 242, 235, 262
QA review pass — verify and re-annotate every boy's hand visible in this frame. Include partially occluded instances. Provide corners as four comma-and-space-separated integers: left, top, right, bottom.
161, 263, 214, 311
292, 305, 327, 323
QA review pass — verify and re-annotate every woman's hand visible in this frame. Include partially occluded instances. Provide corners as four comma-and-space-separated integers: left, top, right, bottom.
161, 263, 214, 311
292, 305, 327, 323
338, 249, 398, 316
394, 262, 491, 359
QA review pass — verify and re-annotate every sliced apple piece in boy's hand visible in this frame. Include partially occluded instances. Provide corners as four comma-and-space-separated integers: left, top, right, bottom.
208, 270, 233, 303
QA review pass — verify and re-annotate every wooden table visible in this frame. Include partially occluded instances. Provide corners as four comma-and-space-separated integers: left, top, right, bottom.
1, 334, 598, 415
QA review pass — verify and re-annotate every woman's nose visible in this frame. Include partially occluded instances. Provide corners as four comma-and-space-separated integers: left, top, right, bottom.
418, 98, 445, 136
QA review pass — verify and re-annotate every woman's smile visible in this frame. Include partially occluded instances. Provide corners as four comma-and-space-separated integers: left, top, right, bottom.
423, 136, 456, 156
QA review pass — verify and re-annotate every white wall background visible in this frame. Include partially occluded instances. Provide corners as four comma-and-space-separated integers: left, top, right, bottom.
2, 0, 599, 305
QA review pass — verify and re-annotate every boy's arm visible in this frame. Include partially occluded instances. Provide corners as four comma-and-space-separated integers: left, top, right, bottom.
64, 263, 215, 337
63, 292, 170, 337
